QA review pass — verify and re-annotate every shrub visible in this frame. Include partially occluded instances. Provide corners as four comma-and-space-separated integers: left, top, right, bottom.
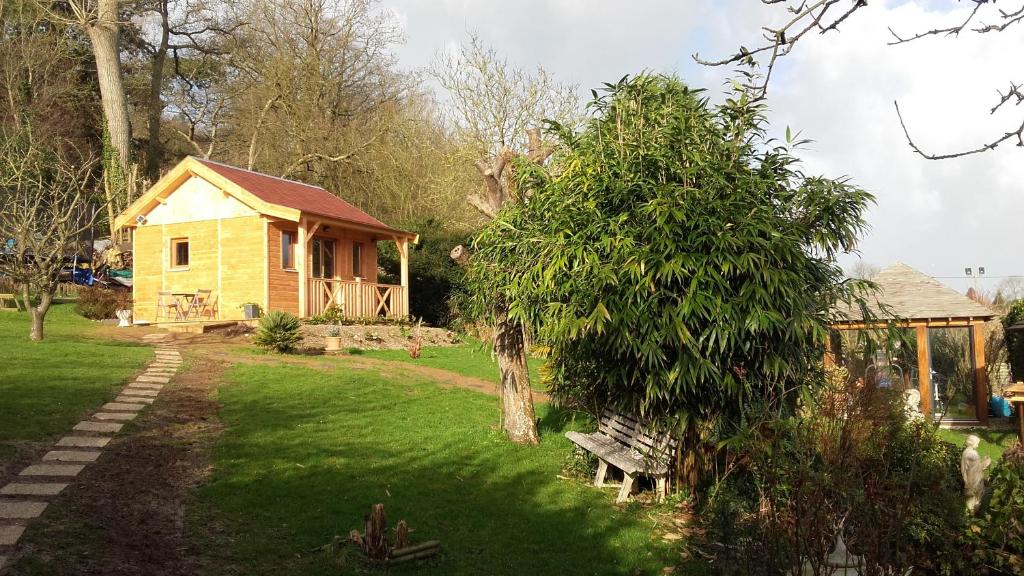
1002, 300, 1024, 381
964, 443, 1024, 574
701, 368, 965, 576
253, 311, 302, 353
378, 219, 470, 327
75, 286, 132, 320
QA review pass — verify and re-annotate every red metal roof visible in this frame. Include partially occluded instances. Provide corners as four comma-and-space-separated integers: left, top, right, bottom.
195, 158, 399, 233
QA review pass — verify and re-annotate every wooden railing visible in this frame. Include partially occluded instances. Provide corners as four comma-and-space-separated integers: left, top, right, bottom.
307, 278, 406, 319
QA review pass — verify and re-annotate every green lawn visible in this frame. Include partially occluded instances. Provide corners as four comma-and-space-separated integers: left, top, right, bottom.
938, 427, 1018, 461
356, 340, 547, 391
0, 304, 151, 456
193, 361, 676, 575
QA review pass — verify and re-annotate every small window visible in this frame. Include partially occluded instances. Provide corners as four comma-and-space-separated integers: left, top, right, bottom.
281, 231, 295, 269
352, 243, 363, 278
170, 238, 189, 269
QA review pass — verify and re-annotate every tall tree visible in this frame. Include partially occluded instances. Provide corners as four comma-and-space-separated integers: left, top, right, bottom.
698, 0, 1023, 160
466, 74, 874, 477
435, 36, 580, 444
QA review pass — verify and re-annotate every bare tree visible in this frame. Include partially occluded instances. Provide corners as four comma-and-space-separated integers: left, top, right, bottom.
431, 33, 580, 157
697, 0, 1023, 160
0, 134, 100, 340
438, 38, 578, 444
848, 259, 880, 280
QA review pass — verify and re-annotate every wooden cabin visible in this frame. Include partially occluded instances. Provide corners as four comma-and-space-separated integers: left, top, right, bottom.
114, 157, 418, 324
829, 263, 997, 426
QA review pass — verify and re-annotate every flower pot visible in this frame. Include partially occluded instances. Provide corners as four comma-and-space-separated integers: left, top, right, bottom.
325, 335, 343, 352
115, 309, 133, 328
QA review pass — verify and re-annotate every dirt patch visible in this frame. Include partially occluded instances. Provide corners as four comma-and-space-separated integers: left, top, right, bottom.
9, 355, 226, 576
299, 323, 461, 351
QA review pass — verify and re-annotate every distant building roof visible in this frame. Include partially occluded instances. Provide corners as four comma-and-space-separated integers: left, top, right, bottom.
837, 263, 996, 322
195, 158, 395, 231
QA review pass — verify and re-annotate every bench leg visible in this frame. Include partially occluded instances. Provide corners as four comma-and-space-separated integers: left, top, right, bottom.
616, 472, 635, 503
656, 476, 668, 502
594, 460, 609, 488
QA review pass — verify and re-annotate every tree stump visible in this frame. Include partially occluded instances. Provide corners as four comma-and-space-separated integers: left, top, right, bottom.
362, 503, 389, 560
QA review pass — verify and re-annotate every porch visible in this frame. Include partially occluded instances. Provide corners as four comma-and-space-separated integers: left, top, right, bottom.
307, 278, 407, 319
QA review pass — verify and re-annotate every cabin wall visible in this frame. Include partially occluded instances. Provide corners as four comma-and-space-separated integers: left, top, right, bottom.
132, 215, 264, 322
267, 220, 300, 315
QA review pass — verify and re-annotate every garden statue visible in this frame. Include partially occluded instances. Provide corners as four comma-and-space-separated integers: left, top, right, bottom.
799, 530, 863, 575
961, 434, 991, 514
903, 389, 924, 421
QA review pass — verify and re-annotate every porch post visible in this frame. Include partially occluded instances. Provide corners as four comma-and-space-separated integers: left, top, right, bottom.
297, 218, 307, 317
916, 325, 932, 417
972, 322, 990, 425
397, 237, 409, 317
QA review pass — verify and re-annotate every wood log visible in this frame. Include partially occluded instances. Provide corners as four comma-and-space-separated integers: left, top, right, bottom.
394, 520, 408, 549
362, 503, 389, 560
390, 540, 440, 558
450, 244, 470, 266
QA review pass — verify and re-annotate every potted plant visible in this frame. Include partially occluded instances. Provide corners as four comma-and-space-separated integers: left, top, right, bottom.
241, 302, 263, 320
114, 291, 133, 328
324, 325, 343, 351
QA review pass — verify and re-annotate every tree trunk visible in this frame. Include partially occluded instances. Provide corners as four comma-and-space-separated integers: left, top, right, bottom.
86, 0, 133, 239
27, 289, 52, 341
86, 2, 132, 173
494, 313, 539, 444
144, 1, 170, 180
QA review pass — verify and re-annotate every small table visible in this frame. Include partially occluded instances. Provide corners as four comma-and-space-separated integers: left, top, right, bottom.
171, 292, 198, 320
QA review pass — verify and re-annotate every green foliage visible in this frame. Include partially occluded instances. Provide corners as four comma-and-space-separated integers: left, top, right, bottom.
464, 73, 874, 428
379, 219, 470, 327
702, 369, 965, 575
74, 286, 132, 320
1002, 300, 1024, 380
253, 311, 301, 353
964, 444, 1024, 574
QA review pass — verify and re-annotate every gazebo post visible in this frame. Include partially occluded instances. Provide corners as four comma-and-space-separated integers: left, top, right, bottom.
916, 325, 932, 417
971, 322, 990, 426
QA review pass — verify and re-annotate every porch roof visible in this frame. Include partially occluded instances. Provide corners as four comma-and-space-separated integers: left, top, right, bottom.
834, 263, 996, 324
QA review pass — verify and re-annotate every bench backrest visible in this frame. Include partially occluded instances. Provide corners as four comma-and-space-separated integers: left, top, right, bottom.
0, 293, 22, 311
597, 408, 677, 463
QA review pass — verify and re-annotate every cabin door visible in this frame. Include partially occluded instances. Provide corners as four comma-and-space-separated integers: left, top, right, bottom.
311, 238, 336, 279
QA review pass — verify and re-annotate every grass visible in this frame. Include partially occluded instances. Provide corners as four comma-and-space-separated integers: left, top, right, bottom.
938, 427, 1018, 461
193, 361, 677, 575
0, 303, 151, 451
356, 339, 547, 391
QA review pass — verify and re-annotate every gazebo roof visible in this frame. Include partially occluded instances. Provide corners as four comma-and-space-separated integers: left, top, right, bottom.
837, 263, 995, 323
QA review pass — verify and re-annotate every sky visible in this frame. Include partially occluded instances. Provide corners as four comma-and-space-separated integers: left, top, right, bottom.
381, 0, 1023, 293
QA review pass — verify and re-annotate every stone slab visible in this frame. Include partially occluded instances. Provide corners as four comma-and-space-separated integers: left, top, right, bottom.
73, 421, 122, 433
102, 402, 145, 412
115, 395, 154, 404
146, 368, 177, 373
0, 525, 25, 546
0, 483, 68, 496
128, 383, 163, 391
57, 436, 110, 448
121, 388, 158, 397
93, 412, 137, 422
42, 450, 101, 463
153, 354, 181, 359
135, 375, 171, 383
19, 464, 85, 477
0, 500, 47, 519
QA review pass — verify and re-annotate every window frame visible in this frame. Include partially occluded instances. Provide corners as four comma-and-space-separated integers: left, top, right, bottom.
281, 231, 296, 271
170, 238, 190, 270
352, 242, 363, 278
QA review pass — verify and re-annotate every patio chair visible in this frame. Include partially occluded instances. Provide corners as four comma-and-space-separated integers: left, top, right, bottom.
157, 291, 182, 321
196, 293, 218, 320
188, 289, 214, 320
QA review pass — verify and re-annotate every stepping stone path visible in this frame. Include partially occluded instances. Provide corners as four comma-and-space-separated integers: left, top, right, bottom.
0, 331, 182, 570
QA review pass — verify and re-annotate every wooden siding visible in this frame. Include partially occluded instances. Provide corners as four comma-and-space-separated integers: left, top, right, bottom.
267, 221, 300, 315
132, 216, 264, 322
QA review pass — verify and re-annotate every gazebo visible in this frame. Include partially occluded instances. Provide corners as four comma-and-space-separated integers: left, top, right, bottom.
829, 263, 997, 426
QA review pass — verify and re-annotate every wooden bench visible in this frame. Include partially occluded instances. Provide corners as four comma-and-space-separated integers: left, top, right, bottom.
565, 409, 677, 503
0, 293, 24, 311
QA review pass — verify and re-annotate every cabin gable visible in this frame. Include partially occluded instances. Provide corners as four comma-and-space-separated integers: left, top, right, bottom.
144, 175, 258, 225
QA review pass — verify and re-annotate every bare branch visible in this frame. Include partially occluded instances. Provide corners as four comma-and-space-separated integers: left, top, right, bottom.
895, 100, 1024, 160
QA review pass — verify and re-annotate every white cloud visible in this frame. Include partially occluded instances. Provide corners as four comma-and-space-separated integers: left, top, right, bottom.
381, 0, 1024, 293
